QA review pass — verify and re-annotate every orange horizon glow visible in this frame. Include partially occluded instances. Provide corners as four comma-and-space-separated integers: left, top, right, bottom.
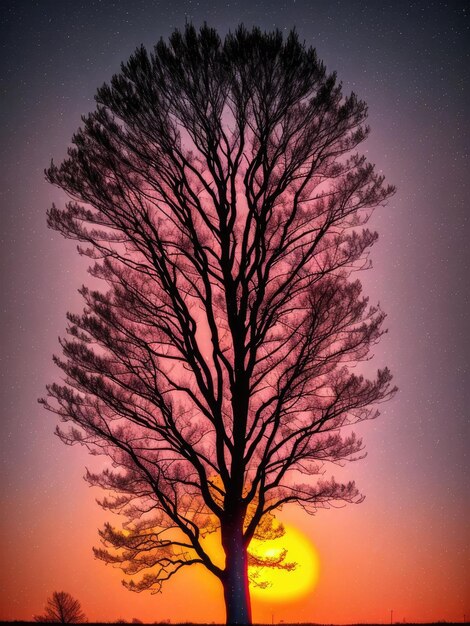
2, 463, 467, 625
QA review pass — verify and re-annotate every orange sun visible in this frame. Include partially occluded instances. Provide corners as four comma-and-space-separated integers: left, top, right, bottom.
249, 524, 320, 602
200, 520, 320, 603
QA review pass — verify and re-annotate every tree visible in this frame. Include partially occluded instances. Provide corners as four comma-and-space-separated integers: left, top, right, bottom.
34, 591, 87, 623
41, 25, 396, 625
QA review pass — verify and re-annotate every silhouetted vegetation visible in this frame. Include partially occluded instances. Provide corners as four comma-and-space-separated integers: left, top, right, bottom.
42, 24, 395, 625
33, 591, 87, 623
0, 620, 469, 626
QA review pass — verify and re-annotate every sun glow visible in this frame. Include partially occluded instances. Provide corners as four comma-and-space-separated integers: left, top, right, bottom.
249, 524, 320, 602
200, 521, 320, 603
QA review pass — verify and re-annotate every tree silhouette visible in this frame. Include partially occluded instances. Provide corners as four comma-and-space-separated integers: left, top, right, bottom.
34, 591, 87, 623
41, 25, 396, 625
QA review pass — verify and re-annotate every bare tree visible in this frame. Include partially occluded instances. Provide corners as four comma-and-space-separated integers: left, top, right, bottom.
34, 591, 87, 623
41, 25, 396, 625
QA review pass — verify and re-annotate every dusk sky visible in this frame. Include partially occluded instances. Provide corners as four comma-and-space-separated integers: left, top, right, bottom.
0, 1, 469, 623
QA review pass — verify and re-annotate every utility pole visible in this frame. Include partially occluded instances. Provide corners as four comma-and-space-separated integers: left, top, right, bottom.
390, 609, 393, 625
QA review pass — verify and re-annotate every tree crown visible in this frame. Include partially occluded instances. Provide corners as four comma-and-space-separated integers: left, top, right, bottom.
42, 24, 396, 595
34, 591, 87, 624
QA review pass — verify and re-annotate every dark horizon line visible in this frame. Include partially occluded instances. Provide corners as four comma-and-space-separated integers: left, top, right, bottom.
0, 619, 470, 626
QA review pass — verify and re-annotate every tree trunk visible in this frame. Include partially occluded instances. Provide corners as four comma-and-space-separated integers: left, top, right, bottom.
222, 520, 252, 625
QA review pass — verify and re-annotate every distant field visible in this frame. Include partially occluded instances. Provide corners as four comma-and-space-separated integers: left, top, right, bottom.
0, 622, 466, 626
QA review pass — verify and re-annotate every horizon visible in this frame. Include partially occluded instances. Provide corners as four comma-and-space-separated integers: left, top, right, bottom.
0, 618, 470, 626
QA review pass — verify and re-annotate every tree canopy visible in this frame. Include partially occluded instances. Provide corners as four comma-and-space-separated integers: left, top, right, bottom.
34, 591, 87, 624
42, 24, 396, 625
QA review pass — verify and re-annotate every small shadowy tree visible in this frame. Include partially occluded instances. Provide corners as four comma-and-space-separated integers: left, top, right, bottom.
41, 25, 396, 625
34, 591, 87, 623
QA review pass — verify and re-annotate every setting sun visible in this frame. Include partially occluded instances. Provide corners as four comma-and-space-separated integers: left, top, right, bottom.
249, 524, 320, 602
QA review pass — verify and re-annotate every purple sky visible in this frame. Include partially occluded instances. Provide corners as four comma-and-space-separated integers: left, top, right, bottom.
0, 1, 469, 622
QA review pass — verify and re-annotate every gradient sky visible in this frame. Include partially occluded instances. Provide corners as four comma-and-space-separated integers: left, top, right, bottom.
0, 1, 469, 623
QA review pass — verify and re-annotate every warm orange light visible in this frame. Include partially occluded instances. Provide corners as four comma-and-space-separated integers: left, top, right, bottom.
200, 521, 320, 603
249, 524, 320, 602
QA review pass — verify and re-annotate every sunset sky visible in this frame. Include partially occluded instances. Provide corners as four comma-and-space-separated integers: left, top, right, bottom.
0, 1, 469, 623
